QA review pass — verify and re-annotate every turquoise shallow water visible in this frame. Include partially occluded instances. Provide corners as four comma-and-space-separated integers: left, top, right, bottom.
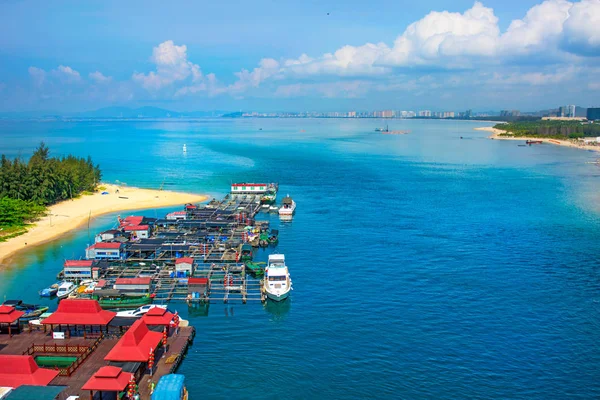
1, 119, 600, 399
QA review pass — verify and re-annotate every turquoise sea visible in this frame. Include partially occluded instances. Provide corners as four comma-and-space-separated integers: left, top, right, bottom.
1, 118, 600, 399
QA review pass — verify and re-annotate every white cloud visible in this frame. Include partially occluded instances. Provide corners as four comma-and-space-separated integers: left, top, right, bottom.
224, 0, 600, 94
28, 66, 46, 87
52, 65, 81, 83
561, 0, 600, 55
133, 40, 204, 90
89, 71, 112, 83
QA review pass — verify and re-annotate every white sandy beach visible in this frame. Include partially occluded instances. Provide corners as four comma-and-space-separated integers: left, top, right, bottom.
0, 184, 208, 266
476, 126, 600, 153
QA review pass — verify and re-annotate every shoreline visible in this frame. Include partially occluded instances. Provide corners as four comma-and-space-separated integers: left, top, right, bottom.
0, 184, 208, 266
475, 126, 600, 153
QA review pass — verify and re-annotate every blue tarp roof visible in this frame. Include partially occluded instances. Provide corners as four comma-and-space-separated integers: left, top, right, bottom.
151, 374, 185, 400
6, 385, 66, 400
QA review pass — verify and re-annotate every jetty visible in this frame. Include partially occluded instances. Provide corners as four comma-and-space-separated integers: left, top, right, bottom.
51, 186, 288, 305
0, 183, 293, 398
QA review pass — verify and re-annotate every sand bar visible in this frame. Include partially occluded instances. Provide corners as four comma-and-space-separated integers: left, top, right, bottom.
476, 126, 600, 153
0, 184, 208, 265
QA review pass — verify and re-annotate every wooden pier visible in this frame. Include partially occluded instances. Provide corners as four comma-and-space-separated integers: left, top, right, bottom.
0, 327, 195, 400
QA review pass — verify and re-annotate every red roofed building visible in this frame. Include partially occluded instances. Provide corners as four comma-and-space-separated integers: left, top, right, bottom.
0, 305, 25, 337
166, 211, 187, 221
175, 257, 194, 276
81, 366, 133, 398
86, 242, 124, 260
104, 320, 162, 362
141, 307, 174, 327
114, 277, 151, 293
0, 355, 59, 388
42, 299, 116, 331
120, 216, 144, 227
122, 224, 150, 239
63, 260, 96, 281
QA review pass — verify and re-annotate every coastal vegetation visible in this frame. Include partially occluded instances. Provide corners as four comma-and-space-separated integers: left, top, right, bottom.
0, 143, 101, 241
494, 120, 600, 139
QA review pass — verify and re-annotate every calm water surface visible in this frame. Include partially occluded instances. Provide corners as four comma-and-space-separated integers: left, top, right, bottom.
1, 119, 599, 399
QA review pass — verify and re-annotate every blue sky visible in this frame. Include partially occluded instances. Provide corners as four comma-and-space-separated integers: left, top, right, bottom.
0, 0, 599, 113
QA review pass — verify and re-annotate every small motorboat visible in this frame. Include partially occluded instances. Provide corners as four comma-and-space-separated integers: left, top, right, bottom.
263, 254, 292, 302
268, 229, 279, 245
56, 281, 77, 299
40, 282, 61, 297
116, 304, 167, 318
278, 195, 296, 217
19, 304, 50, 320
2, 300, 49, 320
269, 206, 279, 213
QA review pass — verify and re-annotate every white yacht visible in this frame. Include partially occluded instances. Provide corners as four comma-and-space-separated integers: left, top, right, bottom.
278, 195, 296, 217
263, 254, 292, 302
116, 304, 167, 318
56, 282, 77, 299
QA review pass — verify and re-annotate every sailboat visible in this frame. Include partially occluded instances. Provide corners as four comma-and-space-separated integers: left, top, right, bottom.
183, 144, 187, 153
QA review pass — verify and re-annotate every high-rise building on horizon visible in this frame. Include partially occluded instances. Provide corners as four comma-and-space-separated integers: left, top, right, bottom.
587, 108, 600, 121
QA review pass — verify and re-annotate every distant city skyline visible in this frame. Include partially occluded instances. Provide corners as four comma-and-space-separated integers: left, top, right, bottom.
0, 0, 599, 112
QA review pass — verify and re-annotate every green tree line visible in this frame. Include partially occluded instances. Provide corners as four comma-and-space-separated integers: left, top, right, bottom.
495, 121, 600, 138
0, 143, 101, 235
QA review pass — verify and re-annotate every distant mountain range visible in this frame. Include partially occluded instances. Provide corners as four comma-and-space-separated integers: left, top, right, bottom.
0, 107, 228, 119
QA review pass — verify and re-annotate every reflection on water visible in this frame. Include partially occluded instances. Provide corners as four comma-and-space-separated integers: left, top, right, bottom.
187, 302, 210, 317
264, 298, 291, 321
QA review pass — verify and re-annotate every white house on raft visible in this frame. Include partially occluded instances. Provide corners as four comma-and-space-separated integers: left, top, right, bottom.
122, 224, 151, 239
86, 242, 124, 260
175, 257, 194, 276
166, 211, 187, 221
63, 260, 100, 282
230, 183, 268, 194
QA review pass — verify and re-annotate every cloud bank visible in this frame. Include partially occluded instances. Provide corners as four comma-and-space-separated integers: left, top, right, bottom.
20, 0, 600, 107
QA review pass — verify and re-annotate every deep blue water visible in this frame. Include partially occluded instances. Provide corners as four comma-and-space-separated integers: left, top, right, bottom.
1, 118, 600, 399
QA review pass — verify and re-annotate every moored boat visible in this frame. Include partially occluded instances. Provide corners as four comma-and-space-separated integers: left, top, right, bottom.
3, 300, 50, 320
56, 282, 77, 299
268, 229, 279, 245
258, 231, 270, 247
278, 195, 296, 217
92, 289, 152, 309
263, 254, 292, 302
245, 261, 265, 277
151, 374, 188, 400
239, 243, 253, 262
39, 282, 61, 297
260, 183, 278, 204
116, 304, 167, 318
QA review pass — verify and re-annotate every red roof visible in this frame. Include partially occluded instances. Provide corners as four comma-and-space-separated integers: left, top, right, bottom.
0, 355, 59, 388
42, 299, 116, 326
115, 277, 151, 286
81, 366, 133, 392
167, 211, 187, 216
175, 257, 194, 265
104, 320, 162, 362
96, 279, 108, 289
188, 277, 208, 285
88, 242, 122, 250
0, 306, 25, 324
185, 204, 197, 209
141, 307, 174, 326
123, 225, 149, 231
121, 216, 144, 226
64, 260, 94, 267
231, 183, 266, 187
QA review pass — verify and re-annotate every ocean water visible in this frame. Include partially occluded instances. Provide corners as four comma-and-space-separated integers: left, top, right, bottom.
1, 118, 600, 399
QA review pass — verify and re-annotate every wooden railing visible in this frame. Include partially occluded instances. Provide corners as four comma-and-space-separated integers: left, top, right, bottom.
22, 335, 104, 377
